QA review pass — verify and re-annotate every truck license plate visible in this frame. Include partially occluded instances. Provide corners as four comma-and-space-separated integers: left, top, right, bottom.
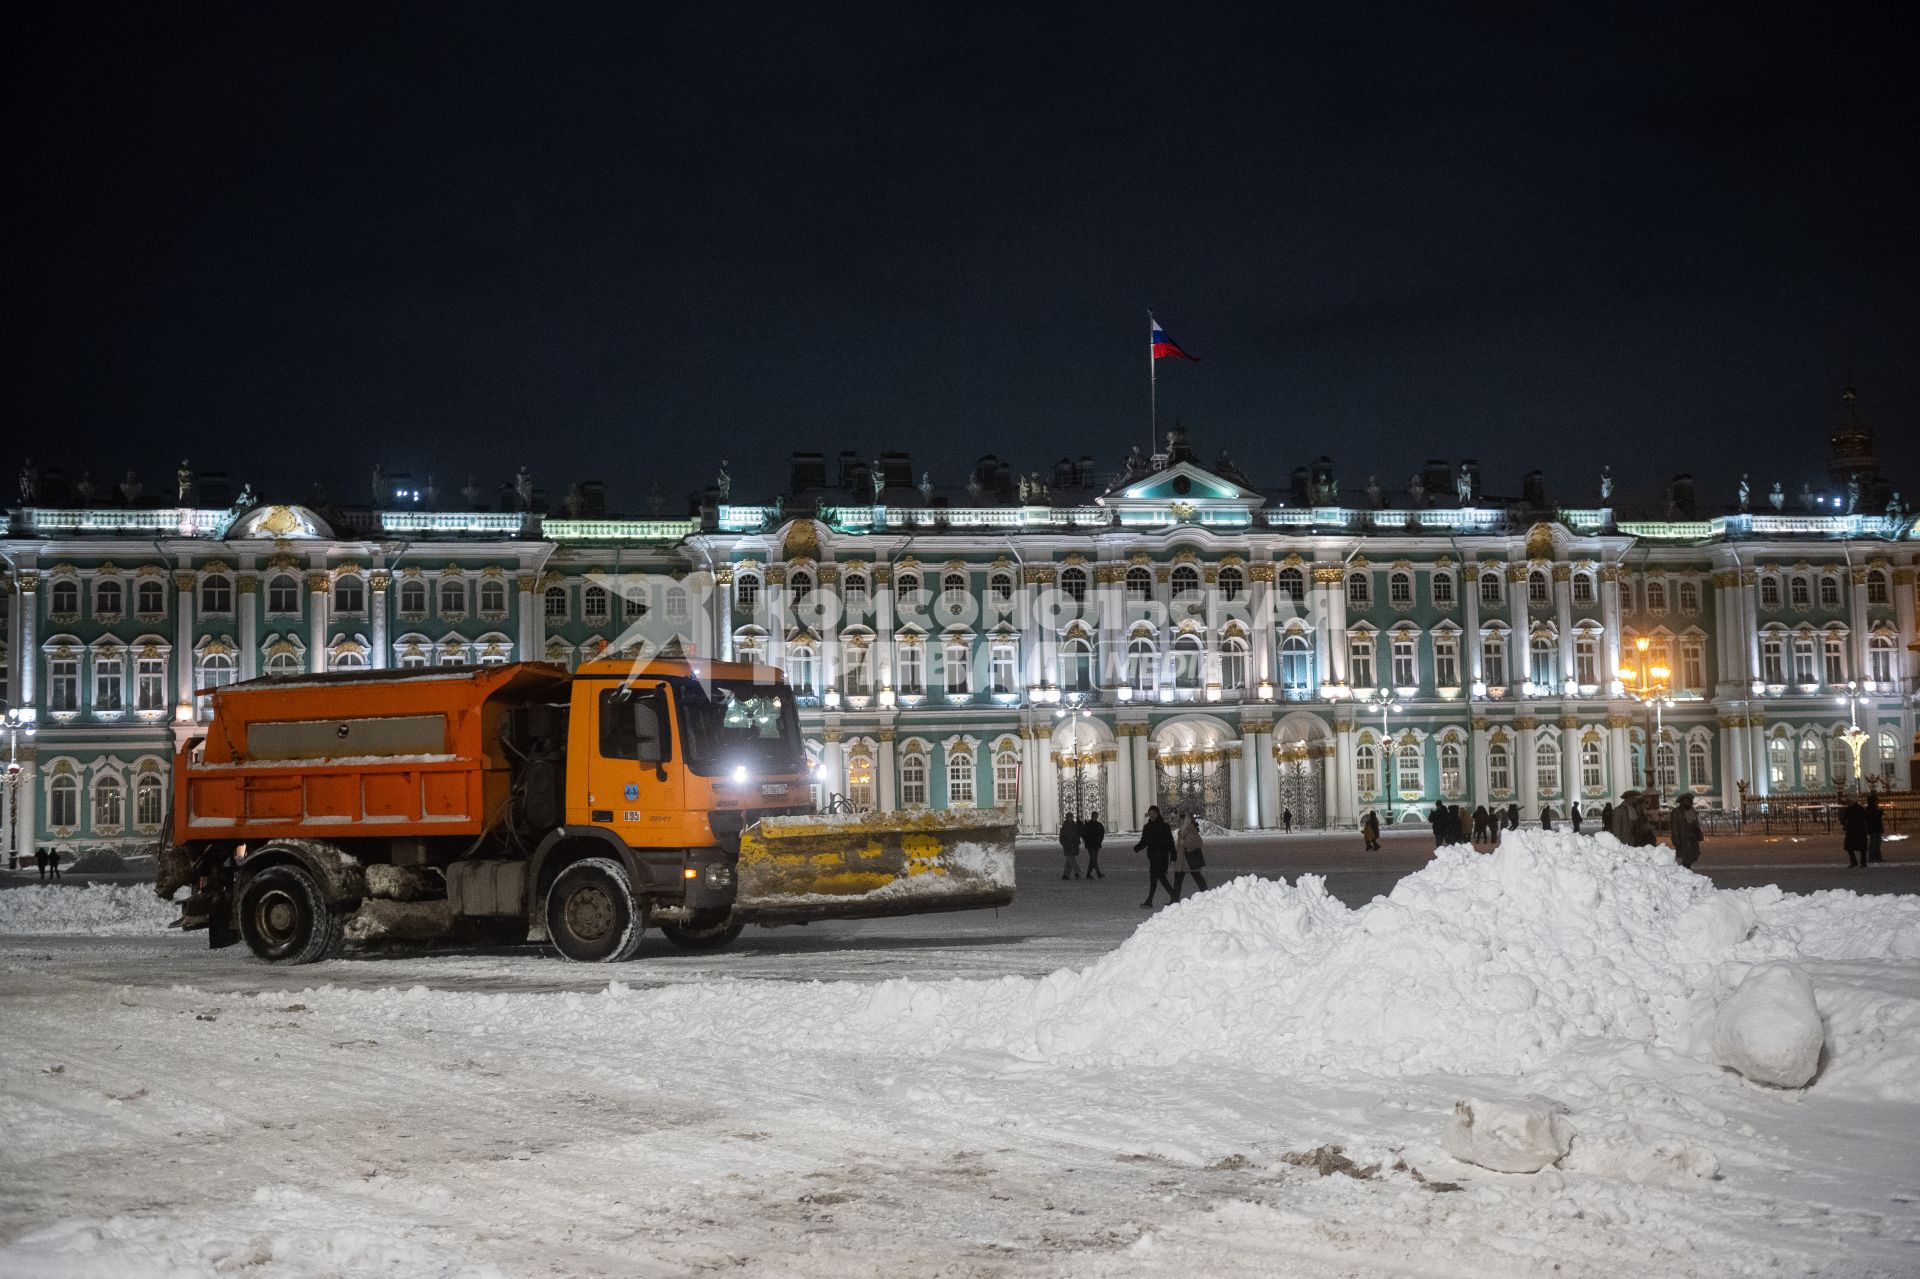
760, 783, 789, 796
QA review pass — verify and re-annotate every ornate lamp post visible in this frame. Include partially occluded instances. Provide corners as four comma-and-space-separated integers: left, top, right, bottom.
1054, 692, 1094, 820
1619, 635, 1674, 801
3, 709, 35, 870
1368, 687, 1403, 823
1836, 680, 1871, 794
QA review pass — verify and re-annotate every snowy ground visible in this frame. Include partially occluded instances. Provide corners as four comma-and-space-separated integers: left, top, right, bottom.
4, 832, 1919, 1277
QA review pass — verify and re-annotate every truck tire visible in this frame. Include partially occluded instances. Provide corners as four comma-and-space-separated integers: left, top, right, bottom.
545, 857, 645, 962
658, 917, 746, 952
238, 864, 346, 965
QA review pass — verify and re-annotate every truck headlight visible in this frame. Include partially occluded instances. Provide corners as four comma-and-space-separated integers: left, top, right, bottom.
705, 864, 734, 888
732, 765, 749, 785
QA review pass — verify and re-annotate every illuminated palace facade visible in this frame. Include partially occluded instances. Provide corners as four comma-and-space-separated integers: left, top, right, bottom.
3, 412, 1916, 855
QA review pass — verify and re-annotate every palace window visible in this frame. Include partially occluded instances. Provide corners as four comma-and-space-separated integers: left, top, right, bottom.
993, 643, 1020, 694
1348, 634, 1375, 688
622, 590, 647, 621
1172, 634, 1203, 688
334, 646, 369, 669
1687, 740, 1711, 789
1767, 736, 1789, 788
1799, 736, 1823, 790
94, 776, 124, 830
786, 646, 817, 695
1355, 742, 1378, 798
985, 572, 1010, 605
1171, 564, 1201, 601
897, 646, 924, 695
96, 579, 124, 616
1280, 634, 1313, 698
1346, 571, 1371, 609
1221, 636, 1248, 691
95, 653, 124, 713
1530, 634, 1556, 688
267, 574, 300, 614
1276, 566, 1305, 604
1581, 738, 1604, 791
940, 572, 967, 612
1126, 566, 1153, 601
1481, 633, 1506, 688
847, 573, 872, 612
947, 750, 975, 807
1678, 581, 1701, 614
1681, 637, 1706, 690
136, 655, 166, 712
1060, 566, 1088, 604
135, 775, 165, 829
1866, 570, 1890, 605
735, 574, 761, 611
334, 575, 366, 613
1537, 739, 1560, 795
1432, 572, 1455, 607
439, 578, 467, 616
50, 774, 79, 829
1868, 635, 1895, 684
1219, 564, 1244, 602
49, 655, 79, 712
544, 585, 568, 620
1389, 571, 1413, 606
843, 646, 870, 696
1819, 575, 1842, 608
199, 575, 232, 614
665, 585, 687, 621
1391, 633, 1417, 688
791, 571, 814, 608
901, 753, 928, 807
1759, 575, 1781, 608
1439, 740, 1463, 797
1789, 576, 1810, 608
1823, 632, 1846, 684
583, 585, 610, 623
1127, 637, 1156, 693
1655, 739, 1679, 792
994, 750, 1020, 807
480, 579, 509, 616
136, 579, 166, 616
896, 573, 922, 607
944, 643, 971, 695
1480, 571, 1503, 606
847, 751, 875, 810
1760, 633, 1786, 684
1880, 731, 1900, 783
1645, 579, 1667, 612
1572, 572, 1596, 606
1058, 638, 1091, 693
1791, 632, 1817, 683
50, 579, 80, 615
1529, 570, 1551, 605
1488, 742, 1512, 793
1575, 633, 1600, 686
1433, 633, 1459, 688
195, 652, 235, 714
398, 579, 428, 615
1397, 741, 1421, 794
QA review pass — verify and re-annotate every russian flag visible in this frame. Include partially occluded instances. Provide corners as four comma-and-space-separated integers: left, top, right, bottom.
1150, 315, 1199, 361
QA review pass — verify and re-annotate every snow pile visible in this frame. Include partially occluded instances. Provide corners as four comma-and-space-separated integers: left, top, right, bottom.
0, 883, 179, 936
1444, 1094, 1574, 1172
1711, 961, 1824, 1087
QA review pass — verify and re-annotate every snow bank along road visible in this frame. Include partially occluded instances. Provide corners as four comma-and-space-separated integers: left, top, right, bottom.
4, 833, 1919, 1277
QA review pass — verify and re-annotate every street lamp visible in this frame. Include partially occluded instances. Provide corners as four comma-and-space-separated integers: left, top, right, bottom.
1368, 687, 1403, 823
1619, 635, 1674, 801
3, 709, 36, 870
1836, 680, 1871, 794
1054, 693, 1095, 820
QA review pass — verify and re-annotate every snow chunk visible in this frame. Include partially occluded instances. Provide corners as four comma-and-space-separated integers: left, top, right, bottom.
0, 883, 179, 936
1444, 1095, 1574, 1173
1712, 961, 1824, 1088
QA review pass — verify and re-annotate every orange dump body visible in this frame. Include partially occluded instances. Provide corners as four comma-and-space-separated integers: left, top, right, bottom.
173, 663, 573, 845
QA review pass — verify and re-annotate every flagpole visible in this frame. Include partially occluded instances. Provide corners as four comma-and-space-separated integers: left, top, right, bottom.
1148, 311, 1157, 458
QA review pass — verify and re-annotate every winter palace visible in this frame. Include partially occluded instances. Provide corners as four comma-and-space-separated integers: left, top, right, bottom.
3, 401, 1916, 858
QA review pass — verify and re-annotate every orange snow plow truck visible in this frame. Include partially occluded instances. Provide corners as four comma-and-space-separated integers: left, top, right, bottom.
159, 659, 1016, 964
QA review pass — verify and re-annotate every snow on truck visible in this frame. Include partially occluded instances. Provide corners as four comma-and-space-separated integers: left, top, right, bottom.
158, 659, 1016, 963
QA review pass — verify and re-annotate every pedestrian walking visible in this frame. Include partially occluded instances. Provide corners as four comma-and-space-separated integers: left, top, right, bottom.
1612, 792, 1655, 848
1540, 804, 1555, 832
1841, 799, 1868, 869
1058, 814, 1083, 880
1865, 794, 1884, 864
1082, 810, 1107, 879
48, 847, 63, 883
1361, 810, 1381, 851
1670, 793, 1704, 869
1172, 812, 1208, 900
1506, 802, 1521, 831
1429, 806, 1447, 849
1569, 803, 1583, 835
1282, 807, 1293, 834
1471, 804, 1490, 845
35, 848, 48, 882
1134, 805, 1177, 907
1599, 801, 1614, 837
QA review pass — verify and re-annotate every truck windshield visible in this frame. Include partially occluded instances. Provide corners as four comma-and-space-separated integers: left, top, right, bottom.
671, 678, 805, 777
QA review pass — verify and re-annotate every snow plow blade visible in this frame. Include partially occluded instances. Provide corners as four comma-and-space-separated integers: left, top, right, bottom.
733, 808, 1017, 925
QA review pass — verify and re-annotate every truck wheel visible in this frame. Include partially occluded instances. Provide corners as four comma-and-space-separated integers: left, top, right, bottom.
545, 858, 645, 962
238, 864, 346, 965
658, 918, 745, 952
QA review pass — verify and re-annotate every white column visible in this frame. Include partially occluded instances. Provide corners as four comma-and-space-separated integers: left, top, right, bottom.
1508, 566, 1532, 688
1018, 726, 1040, 832
1471, 720, 1490, 808
877, 732, 898, 811
820, 567, 842, 692
766, 569, 788, 675
1110, 729, 1135, 832
1851, 568, 1871, 682
876, 566, 898, 695
1721, 718, 1744, 808
1251, 568, 1276, 692
1740, 571, 1761, 687
516, 572, 539, 661
1131, 732, 1153, 822
1334, 719, 1356, 826
173, 570, 196, 717
1896, 567, 1919, 688
16, 575, 38, 706
238, 575, 260, 679
1559, 719, 1579, 809
1554, 567, 1575, 692
717, 569, 735, 660
306, 572, 330, 673
1323, 568, 1349, 684
369, 572, 390, 669
1462, 562, 1483, 684
1, 759, 11, 867
1601, 567, 1623, 693
824, 733, 846, 799
1256, 723, 1279, 829
16, 752, 38, 863
1608, 716, 1632, 796
1037, 744, 1059, 834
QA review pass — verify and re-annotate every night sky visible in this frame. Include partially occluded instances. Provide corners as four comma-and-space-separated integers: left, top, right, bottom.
10, 4, 1915, 515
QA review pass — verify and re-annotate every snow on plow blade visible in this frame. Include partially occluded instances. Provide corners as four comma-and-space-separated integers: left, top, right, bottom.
734, 808, 1016, 925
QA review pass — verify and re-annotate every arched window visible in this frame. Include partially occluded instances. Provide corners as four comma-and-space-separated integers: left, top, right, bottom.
96, 579, 124, 616
1829, 735, 1851, 787
1127, 637, 1157, 693
1678, 580, 1701, 613
439, 577, 467, 615
1646, 579, 1667, 612
985, 572, 1010, 604
1389, 571, 1413, 606
895, 573, 921, 606
1866, 569, 1890, 605
946, 750, 975, 807
333, 575, 366, 613
199, 575, 232, 614
735, 573, 761, 611
267, 574, 300, 613
136, 579, 166, 615
846, 750, 875, 811
1798, 735, 1823, 790
622, 589, 647, 620
1396, 741, 1421, 795
1758, 575, 1781, 608
1355, 742, 1378, 797
1819, 575, 1842, 608
900, 753, 929, 807
1346, 571, 1371, 608
1530, 634, 1556, 688
480, 579, 508, 615
1488, 741, 1512, 793
994, 749, 1020, 807
544, 585, 568, 620
49, 774, 79, 829
398, 579, 428, 615
1280, 634, 1313, 698
1581, 737, 1604, 791
1529, 570, 1550, 604
846, 573, 872, 612
1439, 740, 1464, 796
333, 646, 369, 670
943, 642, 971, 695
135, 774, 165, 828
1653, 739, 1677, 793
195, 651, 235, 713
1125, 566, 1153, 600
1432, 572, 1455, 607
1171, 565, 1200, 600
1767, 735, 1790, 788
1878, 730, 1900, 783
790, 570, 814, 608
1220, 636, 1248, 690
1276, 566, 1305, 604
1572, 572, 1596, 606
264, 648, 302, 675
1867, 634, 1896, 684
1537, 739, 1560, 795
94, 776, 125, 829
1172, 634, 1203, 688
1219, 564, 1244, 602
1686, 739, 1710, 789
1059, 566, 1088, 603
941, 572, 967, 610
786, 646, 817, 695
1480, 571, 1503, 606
1787, 576, 1810, 608
583, 584, 610, 622
1059, 637, 1092, 692
51, 579, 81, 615
665, 584, 687, 621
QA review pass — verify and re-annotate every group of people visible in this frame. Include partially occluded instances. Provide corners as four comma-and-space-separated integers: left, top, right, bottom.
1355, 790, 1709, 867
29, 847, 65, 882
1841, 795, 1887, 869
1056, 806, 1208, 908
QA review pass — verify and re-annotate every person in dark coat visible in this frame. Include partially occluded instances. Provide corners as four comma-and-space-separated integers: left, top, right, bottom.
1361, 810, 1381, 851
1669, 793, 1704, 868
1133, 805, 1177, 907
1865, 795, 1884, 864
1081, 810, 1107, 879
1471, 805, 1490, 845
1172, 813, 1208, 900
35, 848, 48, 882
1428, 807, 1446, 848
1841, 799, 1868, 869
1507, 802, 1521, 831
1282, 807, 1293, 834
1569, 803, 1584, 835
1599, 801, 1614, 837
1540, 804, 1555, 832
47, 847, 63, 883
1058, 815, 1083, 879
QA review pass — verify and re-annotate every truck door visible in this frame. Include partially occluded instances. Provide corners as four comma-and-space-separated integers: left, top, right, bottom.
579, 681, 684, 846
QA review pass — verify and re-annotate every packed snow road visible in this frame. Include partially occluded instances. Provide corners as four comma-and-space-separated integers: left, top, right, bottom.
4, 832, 1920, 1278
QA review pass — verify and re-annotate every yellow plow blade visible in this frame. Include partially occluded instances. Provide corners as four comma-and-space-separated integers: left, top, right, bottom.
735, 808, 1017, 923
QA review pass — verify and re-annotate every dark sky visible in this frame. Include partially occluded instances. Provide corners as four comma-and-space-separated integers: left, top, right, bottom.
10, 3, 1916, 514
